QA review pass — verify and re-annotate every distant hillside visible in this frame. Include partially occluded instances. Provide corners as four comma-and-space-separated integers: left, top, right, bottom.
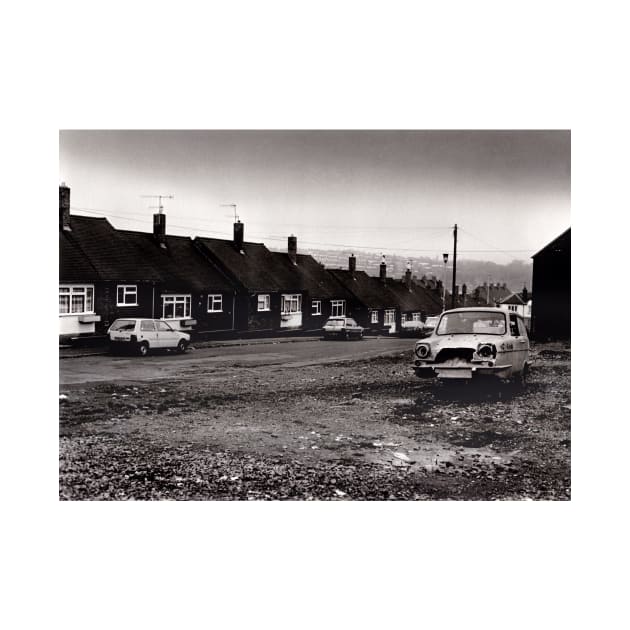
268, 246, 533, 292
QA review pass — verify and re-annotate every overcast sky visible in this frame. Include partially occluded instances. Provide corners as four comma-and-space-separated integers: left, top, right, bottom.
59, 130, 570, 263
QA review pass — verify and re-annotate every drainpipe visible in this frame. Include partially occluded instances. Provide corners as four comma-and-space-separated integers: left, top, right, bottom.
152, 284, 155, 318
232, 292, 236, 330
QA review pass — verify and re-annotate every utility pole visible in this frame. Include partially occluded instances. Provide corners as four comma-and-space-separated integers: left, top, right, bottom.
141, 194, 174, 214
442, 253, 448, 311
451, 223, 458, 309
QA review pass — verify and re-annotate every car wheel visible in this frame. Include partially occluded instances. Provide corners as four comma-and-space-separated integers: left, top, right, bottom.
344, 331, 350, 341
138, 341, 149, 357
176, 339, 188, 354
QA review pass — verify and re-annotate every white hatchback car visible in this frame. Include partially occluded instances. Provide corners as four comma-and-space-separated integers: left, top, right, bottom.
108, 318, 190, 356
412, 307, 530, 383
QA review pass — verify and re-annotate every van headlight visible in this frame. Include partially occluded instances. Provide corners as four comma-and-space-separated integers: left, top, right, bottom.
415, 343, 431, 359
477, 343, 496, 358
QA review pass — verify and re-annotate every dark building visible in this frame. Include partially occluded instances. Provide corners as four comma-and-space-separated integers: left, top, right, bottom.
329, 256, 400, 332
268, 237, 358, 331
59, 184, 162, 339
530, 228, 571, 340
119, 215, 237, 334
194, 222, 307, 332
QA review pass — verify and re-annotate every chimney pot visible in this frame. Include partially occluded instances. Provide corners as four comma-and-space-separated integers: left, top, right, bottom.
59, 184, 71, 230
349, 254, 356, 273
379, 255, 387, 282
288, 235, 297, 265
153, 213, 166, 244
234, 220, 244, 251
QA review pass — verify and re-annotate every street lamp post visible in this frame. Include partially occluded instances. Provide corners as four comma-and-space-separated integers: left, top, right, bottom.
442, 253, 449, 311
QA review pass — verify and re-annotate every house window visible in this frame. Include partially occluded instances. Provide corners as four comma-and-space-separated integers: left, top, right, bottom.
412, 312, 422, 321
384, 310, 396, 325
312, 300, 322, 315
281, 294, 302, 314
257, 294, 270, 311
331, 300, 346, 317
371, 310, 379, 324
508, 304, 518, 312
207, 294, 223, 312
117, 285, 138, 306
162, 294, 191, 319
59, 285, 94, 315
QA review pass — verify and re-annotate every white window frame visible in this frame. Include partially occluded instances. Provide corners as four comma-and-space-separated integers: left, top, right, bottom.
384, 309, 396, 325
207, 294, 223, 313
116, 284, 138, 306
257, 294, 271, 312
59, 285, 94, 315
312, 300, 322, 316
281, 294, 302, 314
371, 310, 379, 324
412, 312, 422, 321
330, 300, 346, 317
162, 294, 191, 319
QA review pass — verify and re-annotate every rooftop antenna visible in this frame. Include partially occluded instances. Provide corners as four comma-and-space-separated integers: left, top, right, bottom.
221, 203, 239, 222
141, 194, 174, 214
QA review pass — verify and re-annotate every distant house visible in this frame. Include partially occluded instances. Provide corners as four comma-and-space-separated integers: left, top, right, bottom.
329, 256, 401, 333
59, 184, 162, 339
531, 228, 570, 340
268, 237, 358, 331
194, 222, 307, 332
498, 289, 532, 331
119, 213, 237, 333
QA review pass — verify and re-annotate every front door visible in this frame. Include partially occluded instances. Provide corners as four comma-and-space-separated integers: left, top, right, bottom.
139, 319, 158, 346
508, 313, 527, 374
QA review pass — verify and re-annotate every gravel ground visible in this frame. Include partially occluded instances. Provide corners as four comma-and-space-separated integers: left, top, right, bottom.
59, 343, 570, 500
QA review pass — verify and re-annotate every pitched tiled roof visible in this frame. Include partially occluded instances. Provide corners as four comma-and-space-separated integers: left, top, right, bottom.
386, 279, 443, 314
328, 269, 398, 309
195, 237, 287, 292
62, 215, 162, 282
268, 253, 356, 300
500, 292, 525, 305
59, 230, 101, 283
119, 231, 236, 292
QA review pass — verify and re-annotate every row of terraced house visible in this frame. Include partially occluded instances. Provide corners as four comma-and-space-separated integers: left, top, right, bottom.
59, 184, 445, 343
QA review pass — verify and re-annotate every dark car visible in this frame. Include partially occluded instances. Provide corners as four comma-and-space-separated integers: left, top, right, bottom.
322, 317, 364, 340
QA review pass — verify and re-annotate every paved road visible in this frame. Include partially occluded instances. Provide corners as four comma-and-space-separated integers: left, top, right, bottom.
59, 337, 414, 385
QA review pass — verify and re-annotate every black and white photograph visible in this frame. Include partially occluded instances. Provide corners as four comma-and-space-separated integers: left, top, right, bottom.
58, 129, 570, 501
7, 2, 628, 628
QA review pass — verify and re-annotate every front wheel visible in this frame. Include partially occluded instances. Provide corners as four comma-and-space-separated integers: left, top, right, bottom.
138, 341, 149, 357
176, 339, 188, 354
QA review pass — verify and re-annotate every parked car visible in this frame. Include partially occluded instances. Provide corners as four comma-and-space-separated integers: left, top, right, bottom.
399, 319, 426, 337
108, 318, 190, 356
411, 307, 530, 383
322, 317, 364, 340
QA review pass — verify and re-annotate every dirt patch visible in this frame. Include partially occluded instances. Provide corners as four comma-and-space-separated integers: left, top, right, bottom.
59, 344, 570, 500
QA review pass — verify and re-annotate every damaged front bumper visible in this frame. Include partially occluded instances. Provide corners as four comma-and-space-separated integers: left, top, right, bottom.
412, 361, 512, 380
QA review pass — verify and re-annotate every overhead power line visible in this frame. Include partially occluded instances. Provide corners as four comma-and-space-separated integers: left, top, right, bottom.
69, 206, 533, 257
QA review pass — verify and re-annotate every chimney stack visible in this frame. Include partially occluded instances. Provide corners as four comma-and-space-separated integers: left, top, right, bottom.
59, 183, 71, 231
348, 254, 356, 273
288, 235, 297, 265
405, 261, 412, 288
379, 255, 387, 283
153, 212, 166, 245
522, 286, 529, 302
234, 220, 244, 251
